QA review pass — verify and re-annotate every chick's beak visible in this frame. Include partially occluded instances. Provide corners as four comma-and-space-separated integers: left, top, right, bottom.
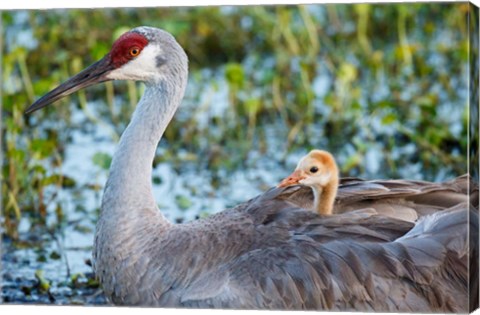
25, 56, 114, 114
277, 170, 307, 188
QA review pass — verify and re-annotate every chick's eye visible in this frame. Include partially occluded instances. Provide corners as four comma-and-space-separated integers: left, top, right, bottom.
129, 47, 140, 57
310, 166, 318, 173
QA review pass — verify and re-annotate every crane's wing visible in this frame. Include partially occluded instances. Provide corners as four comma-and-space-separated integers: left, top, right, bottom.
179, 198, 475, 312
128, 177, 477, 311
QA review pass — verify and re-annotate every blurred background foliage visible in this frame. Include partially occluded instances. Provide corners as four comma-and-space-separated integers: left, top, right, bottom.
1, 4, 470, 242
0, 3, 474, 304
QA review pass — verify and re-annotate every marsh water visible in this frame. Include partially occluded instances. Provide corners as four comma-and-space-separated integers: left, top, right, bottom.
1, 4, 471, 304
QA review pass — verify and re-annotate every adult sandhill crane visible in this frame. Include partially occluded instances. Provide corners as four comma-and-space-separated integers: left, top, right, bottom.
26, 26, 478, 312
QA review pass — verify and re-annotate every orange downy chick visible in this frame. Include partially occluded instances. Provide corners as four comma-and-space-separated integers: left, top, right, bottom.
278, 150, 339, 215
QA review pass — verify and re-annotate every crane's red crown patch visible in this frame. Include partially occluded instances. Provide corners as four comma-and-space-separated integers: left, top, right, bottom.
109, 32, 149, 68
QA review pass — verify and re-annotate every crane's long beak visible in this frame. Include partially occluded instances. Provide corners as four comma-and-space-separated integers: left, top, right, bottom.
277, 170, 307, 188
25, 56, 114, 114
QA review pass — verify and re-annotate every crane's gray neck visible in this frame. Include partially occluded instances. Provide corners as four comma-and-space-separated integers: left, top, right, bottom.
101, 76, 186, 219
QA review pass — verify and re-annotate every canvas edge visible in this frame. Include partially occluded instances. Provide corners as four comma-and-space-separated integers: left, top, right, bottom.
468, 1, 480, 313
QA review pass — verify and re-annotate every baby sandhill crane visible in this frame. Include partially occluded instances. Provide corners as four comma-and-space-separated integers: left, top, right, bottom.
26, 26, 477, 311
278, 150, 338, 215
277, 151, 477, 223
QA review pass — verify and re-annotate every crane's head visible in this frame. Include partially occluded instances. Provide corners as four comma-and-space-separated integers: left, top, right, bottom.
278, 150, 339, 189
26, 26, 188, 114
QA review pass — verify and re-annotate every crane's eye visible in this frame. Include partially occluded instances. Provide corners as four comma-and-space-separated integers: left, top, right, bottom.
310, 166, 318, 173
129, 47, 141, 57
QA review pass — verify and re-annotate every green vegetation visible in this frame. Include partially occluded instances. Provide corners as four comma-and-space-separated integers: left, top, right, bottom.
2, 3, 470, 239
